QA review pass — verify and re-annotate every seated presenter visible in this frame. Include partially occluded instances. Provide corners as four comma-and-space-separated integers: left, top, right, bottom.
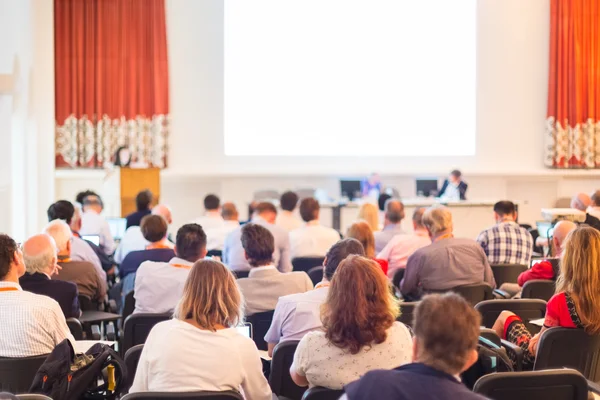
361, 173, 382, 199
438, 169, 468, 201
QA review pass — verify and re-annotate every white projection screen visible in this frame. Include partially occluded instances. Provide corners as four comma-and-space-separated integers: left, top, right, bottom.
224, 0, 476, 157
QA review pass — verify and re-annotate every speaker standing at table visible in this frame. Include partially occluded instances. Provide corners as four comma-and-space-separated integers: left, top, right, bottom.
438, 170, 468, 201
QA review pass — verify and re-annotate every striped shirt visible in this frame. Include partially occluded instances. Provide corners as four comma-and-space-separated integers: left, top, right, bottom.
0, 281, 75, 357
476, 221, 533, 266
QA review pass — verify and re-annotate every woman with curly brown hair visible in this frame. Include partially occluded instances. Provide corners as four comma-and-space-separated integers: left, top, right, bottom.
290, 255, 412, 389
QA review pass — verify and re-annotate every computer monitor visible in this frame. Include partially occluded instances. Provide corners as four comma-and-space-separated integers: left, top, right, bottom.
81, 235, 100, 247
340, 180, 362, 200
416, 179, 439, 197
536, 221, 554, 239
107, 218, 127, 240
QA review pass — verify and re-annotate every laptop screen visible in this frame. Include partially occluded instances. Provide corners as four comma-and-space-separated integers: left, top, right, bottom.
236, 323, 252, 339
107, 218, 127, 240
82, 235, 100, 247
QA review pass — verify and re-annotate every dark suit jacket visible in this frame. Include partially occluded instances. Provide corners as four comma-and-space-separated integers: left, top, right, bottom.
125, 209, 151, 229
439, 179, 468, 200
585, 213, 600, 231
19, 272, 81, 319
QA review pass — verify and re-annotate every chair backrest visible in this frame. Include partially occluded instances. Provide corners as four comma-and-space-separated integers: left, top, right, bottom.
521, 280, 556, 302
473, 369, 588, 400
122, 291, 137, 323
122, 312, 172, 354
535, 328, 600, 381
397, 302, 418, 328
491, 264, 528, 287
15, 395, 53, 400
391, 268, 405, 291
302, 387, 344, 400
123, 344, 144, 394
66, 317, 84, 340
121, 391, 244, 399
206, 250, 222, 258
291, 257, 325, 274
479, 328, 502, 347
269, 340, 306, 400
438, 283, 494, 306
246, 310, 275, 351
0, 354, 48, 394
307, 266, 323, 286
78, 294, 95, 311
475, 299, 547, 329
233, 271, 249, 279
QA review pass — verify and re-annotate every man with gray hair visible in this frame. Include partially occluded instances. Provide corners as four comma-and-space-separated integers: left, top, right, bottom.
570, 192, 600, 231
374, 199, 405, 253
19, 234, 81, 318
400, 206, 495, 300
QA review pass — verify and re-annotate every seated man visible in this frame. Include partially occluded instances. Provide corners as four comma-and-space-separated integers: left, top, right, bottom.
224, 202, 292, 273
237, 224, 313, 315
45, 220, 107, 303
203, 202, 240, 252
400, 207, 495, 300
20, 234, 81, 318
125, 190, 153, 229
80, 194, 116, 255
0, 234, 75, 357
378, 208, 431, 280
374, 199, 405, 253
289, 198, 340, 258
343, 293, 485, 400
192, 194, 226, 250
134, 224, 207, 313
571, 192, 600, 231
264, 238, 365, 356
276, 191, 303, 232
438, 170, 468, 201
476, 200, 533, 266
588, 190, 600, 220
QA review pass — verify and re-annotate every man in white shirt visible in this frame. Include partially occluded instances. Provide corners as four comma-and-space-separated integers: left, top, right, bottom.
374, 199, 405, 253
115, 204, 173, 263
134, 223, 208, 314
191, 194, 228, 251
237, 224, 313, 315
0, 234, 75, 357
276, 191, 303, 232
202, 202, 240, 253
289, 198, 340, 258
264, 238, 365, 356
587, 190, 600, 220
80, 195, 116, 255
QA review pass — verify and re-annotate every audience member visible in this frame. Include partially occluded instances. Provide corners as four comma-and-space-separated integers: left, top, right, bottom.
237, 224, 312, 315
374, 199, 405, 253
438, 169, 468, 200
378, 208, 431, 280
45, 220, 106, 302
377, 193, 392, 212
47, 200, 107, 280
125, 190, 153, 229
476, 200, 533, 266
289, 198, 340, 258
343, 293, 485, 400
357, 202, 380, 232
265, 238, 365, 356
400, 207, 495, 300
587, 190, 600, 220
224, 202, 292, 273
570, 193, 600, 230
346, 221, 388, 275
276, 191, 303, 232
75, 189, 99, 206
192, 194, 227, 251
361, 173, 382, 198
493, 226, 600, 368
80, 194, 116, 255
135, 223, 207, 314
20, 234, 81, 318
290, 255, 412, 389
204, 202, 240, 252
130, 260, 272, 399
0, 234, 75, 357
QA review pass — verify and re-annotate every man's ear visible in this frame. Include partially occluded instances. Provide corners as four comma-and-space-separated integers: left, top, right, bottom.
244, 250, 249, 261
174, 246, 179, 257
411, 337, 419, 362
66, 240, 71, 253
201, 248, 208, 258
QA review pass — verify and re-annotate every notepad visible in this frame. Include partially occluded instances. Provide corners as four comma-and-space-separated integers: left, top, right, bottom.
529, 318, 545, 327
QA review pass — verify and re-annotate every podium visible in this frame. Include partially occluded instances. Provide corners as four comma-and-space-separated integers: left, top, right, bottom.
103, 168, 160, 217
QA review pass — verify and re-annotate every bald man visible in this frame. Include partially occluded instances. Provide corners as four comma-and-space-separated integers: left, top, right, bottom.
115, 204, 173, 263
19, 234, 81, 318
570, 193, 600, 231
374, 199, 406, 252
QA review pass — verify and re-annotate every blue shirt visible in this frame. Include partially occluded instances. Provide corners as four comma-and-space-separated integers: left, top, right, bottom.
120, 248, 175, 278
374, 224, 404, 253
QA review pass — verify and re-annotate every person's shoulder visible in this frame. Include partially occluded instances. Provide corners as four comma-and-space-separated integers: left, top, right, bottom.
23, 291, 64, 313
389, 321, 413, 338
277, 289, 313, 304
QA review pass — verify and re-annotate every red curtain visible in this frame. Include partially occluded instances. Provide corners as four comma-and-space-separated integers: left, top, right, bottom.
546, 0, 600, 168
54, 0, 169, 168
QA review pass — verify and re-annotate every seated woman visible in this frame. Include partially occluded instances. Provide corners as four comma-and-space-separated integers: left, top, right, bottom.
129, 259, 272, 399
492, 226, 600, 368
347, 221, 388, 275
357, 203, 380, 232
290, 255, 412, 389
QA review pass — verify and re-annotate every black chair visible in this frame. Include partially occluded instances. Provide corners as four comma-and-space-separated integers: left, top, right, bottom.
0, 354, 48, 393
269, 341, 306, 400
302, 387, 344, 400
15, 395, 53, 400
475, 299, 547, 331
67, 317, 84, 340
392, 268, 405, 291
397, 301, 418, 328
78, 294, 96, 311
291, 257, 325, 274
123, 344, 144, 394
234, 271, 249, 279
122, 291, 136, 323
522, 280, 555, 302
122, 312, 172, 354
473, 369, 588, 400
491, 264, 528, 287
430, 284, 494, 306
480, 327, 502, 347
307, 266, 323, 286
246, 310, 274, 351
121, 391, 243, 399
206, 250, 222, 258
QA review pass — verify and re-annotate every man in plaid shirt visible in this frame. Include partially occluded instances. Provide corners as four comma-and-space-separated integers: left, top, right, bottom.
476, 201, 533, 266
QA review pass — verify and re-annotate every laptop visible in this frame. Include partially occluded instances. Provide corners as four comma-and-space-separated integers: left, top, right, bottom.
81, 235, 100, 247
236, 323, 253, 339
536, 221, 554, 238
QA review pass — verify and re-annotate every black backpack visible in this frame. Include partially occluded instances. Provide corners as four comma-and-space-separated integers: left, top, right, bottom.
30, 339, 126, 400
461, 336, 514, 389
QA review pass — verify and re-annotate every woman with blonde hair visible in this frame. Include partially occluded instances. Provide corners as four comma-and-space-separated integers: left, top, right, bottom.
130, 259, 272, 399
346, 221, 388, 275
493, 226, 600, 368
290, 255, 412, 389
357, 202, 380, 232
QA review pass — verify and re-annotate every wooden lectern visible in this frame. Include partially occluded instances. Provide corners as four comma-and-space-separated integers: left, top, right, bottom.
103, 168, 160, 217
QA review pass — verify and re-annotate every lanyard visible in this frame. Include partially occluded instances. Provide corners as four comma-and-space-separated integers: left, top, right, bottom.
0, 287, 18, 292
58, 258, 71, 263
146, 243, 172, 250
171, 263, 191, 270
